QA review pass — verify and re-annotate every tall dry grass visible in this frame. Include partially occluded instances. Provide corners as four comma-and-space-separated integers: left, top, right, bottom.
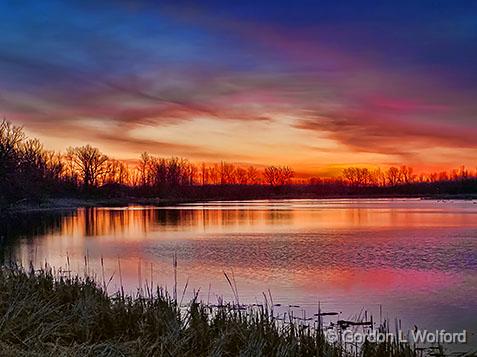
0, 264, 431, 357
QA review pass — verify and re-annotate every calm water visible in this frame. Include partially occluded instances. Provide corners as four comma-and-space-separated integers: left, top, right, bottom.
2, 199, 477, 350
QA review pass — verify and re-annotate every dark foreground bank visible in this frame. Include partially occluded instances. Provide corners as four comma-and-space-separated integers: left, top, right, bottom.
0, 266, 430, 357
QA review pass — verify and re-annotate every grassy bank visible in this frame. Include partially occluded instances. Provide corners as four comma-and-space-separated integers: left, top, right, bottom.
0, 266, 424, 357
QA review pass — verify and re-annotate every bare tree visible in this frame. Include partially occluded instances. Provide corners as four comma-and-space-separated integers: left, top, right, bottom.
67, 145, 108, 189
103, 159, 129, 185
209, 164, 220, 185
247, 166, 259, 184
220, 162, 236, 184
264, 166, 294, 186
343, 167, 371, 186
0, 120, 24, 156
200, 162, 208, 185
138, 152, 152, 186
44, 151, 64, 183
280, 166, 294, 185
386, 167, 400, 186
0, 120, 24, 179
235, 167, 248, 185
343, 168, 358, 186
371, 168, 386, 186
399, 165, 415, 184
264, 166, 280, 186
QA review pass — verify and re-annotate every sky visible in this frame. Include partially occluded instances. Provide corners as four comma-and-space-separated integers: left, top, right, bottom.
1, 0, 476, 176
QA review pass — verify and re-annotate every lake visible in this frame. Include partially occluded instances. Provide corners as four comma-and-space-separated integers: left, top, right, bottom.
1, 198, 476, 350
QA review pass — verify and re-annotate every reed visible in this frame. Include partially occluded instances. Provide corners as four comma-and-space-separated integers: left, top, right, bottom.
0, 264, 438, 357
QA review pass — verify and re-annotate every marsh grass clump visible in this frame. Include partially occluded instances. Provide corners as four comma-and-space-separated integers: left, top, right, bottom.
0, 265, 423, 356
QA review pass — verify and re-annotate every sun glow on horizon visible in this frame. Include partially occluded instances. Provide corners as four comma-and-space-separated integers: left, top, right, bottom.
2, 1, 477, 175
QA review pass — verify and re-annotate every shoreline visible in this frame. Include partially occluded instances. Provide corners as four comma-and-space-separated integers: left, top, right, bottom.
2, 193, 476, 216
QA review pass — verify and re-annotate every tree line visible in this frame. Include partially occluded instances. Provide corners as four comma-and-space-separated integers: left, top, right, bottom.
340, 165, 472, 187
1, 120, 476, 207
0, 121, 295, 205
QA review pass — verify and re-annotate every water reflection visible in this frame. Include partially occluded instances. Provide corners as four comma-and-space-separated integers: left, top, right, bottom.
1, 199, 477, 349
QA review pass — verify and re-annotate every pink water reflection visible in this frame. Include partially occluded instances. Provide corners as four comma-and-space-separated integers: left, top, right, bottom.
5, 199, 477, 348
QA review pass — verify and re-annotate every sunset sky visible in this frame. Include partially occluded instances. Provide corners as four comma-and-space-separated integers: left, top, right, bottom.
1, 1, 476, 176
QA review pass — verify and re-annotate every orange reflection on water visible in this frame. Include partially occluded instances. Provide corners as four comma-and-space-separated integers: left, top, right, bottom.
37, 199, 477, 242
4, 199, 477, 346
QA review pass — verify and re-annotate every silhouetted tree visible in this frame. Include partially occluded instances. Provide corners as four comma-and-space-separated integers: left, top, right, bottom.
343, 168, 372, 186
1, 120, 68, 205
138, 152, 152, 186
399, 165, 415, 184
67, 145, 108, 189
386, 167, 400, 186
0, 121, 24, 204
102, 159, 129, 185
247, 166, 260, 184
264, 166, 294, 186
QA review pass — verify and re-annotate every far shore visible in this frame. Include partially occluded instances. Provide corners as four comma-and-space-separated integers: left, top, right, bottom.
2, 193, 476, 216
